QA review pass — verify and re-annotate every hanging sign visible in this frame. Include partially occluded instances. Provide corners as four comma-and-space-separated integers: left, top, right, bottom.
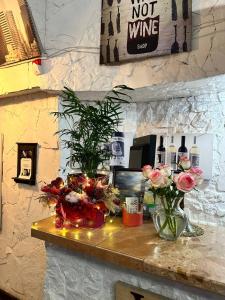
100, 0, 192, 64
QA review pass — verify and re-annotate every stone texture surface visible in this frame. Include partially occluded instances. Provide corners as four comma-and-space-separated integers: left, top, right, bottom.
2, 1, 225, 95
39, 0, 225, 92
0, 93, 60, 299
44, 244, 225, 300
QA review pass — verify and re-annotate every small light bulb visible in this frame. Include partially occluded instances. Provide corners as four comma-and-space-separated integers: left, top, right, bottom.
87, 231, 92, 238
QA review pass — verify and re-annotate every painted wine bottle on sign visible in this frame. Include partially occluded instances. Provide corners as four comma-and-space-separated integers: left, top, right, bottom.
127, 0, 160, 54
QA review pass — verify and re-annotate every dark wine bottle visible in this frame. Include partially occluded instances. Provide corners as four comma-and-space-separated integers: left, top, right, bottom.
172, 0, 177, 21
171, 25, 179, 54
114, 39, 119, 62
182, 0, 189, 20
116, 6, 121, 33
108, 11, 114, 36
178, 136, 188, 164
183, 25, 188, 52
101, 17, 105, 35
106, 39, 110, 63
100, 45, 104, 64
157, 136, 166, 166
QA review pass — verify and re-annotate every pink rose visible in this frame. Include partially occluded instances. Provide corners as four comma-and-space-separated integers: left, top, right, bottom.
179, 156, 191, 170
175, 172, 196, 192
142, 165, 153, 178
149, 170, 170, 188
188, 167, 203, 185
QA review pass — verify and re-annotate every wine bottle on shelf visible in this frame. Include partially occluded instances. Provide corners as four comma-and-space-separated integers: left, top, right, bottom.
183, 25, 188, 52
171, 25, 179, 54
182, 0, 189, 20
108, 11, 114, 36
178, 136, 188, 165
116, 6, 121, 33
189, 136, 200, 167
157, 136, 166, 166
114, 39, 119, 62
106, 39, 110, 63
167, 136, 177, 170
172, 0, 177, 21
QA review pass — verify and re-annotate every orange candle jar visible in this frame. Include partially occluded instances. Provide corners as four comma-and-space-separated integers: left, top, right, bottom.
122, 208, 143, 227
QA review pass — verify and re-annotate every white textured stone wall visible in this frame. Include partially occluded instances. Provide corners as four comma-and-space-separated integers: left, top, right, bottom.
44, 244, 224, 300
0, 93, 60, 300
61, 91, 225, 226
38, 0, 225, 92
133, 94, 225, 226
37, 0, 225, 90
2, 1, 225, 95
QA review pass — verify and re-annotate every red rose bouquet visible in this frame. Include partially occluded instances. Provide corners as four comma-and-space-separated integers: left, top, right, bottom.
39, 175, 120, 229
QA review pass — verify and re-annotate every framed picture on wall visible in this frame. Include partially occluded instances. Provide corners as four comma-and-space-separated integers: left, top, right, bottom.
0, 0, 41, 66
100, 0, 192, 64
13, 143, 38, 185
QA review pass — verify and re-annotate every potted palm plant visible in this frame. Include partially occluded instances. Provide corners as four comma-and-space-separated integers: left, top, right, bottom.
53, 85, 133, 177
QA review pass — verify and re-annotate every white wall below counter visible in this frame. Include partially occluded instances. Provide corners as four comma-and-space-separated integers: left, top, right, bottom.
44, 244, 224, 300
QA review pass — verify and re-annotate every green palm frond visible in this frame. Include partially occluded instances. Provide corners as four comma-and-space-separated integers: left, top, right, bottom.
53, 85, 133, 177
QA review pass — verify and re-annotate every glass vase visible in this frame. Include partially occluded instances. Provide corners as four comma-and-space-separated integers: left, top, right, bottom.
152, 196, 187, 241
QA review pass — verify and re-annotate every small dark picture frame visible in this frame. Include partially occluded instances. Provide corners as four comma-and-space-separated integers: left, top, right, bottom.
113, 168, 145, 201
13, 143, 38, 185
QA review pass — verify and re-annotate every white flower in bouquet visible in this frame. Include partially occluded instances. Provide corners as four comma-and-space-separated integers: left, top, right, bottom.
178, 156, 191, 170
65, 191, 81, 203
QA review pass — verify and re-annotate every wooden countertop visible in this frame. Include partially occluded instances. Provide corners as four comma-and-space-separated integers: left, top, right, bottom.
31, 216, 225, 297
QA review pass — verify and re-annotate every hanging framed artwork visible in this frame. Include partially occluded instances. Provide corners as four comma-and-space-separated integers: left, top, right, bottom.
13, 143, 38, 185
100, 0, 192, 64
0, 0, 41, 66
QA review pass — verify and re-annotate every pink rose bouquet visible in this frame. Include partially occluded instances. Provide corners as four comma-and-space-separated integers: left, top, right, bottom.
142, 160, 203, 240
